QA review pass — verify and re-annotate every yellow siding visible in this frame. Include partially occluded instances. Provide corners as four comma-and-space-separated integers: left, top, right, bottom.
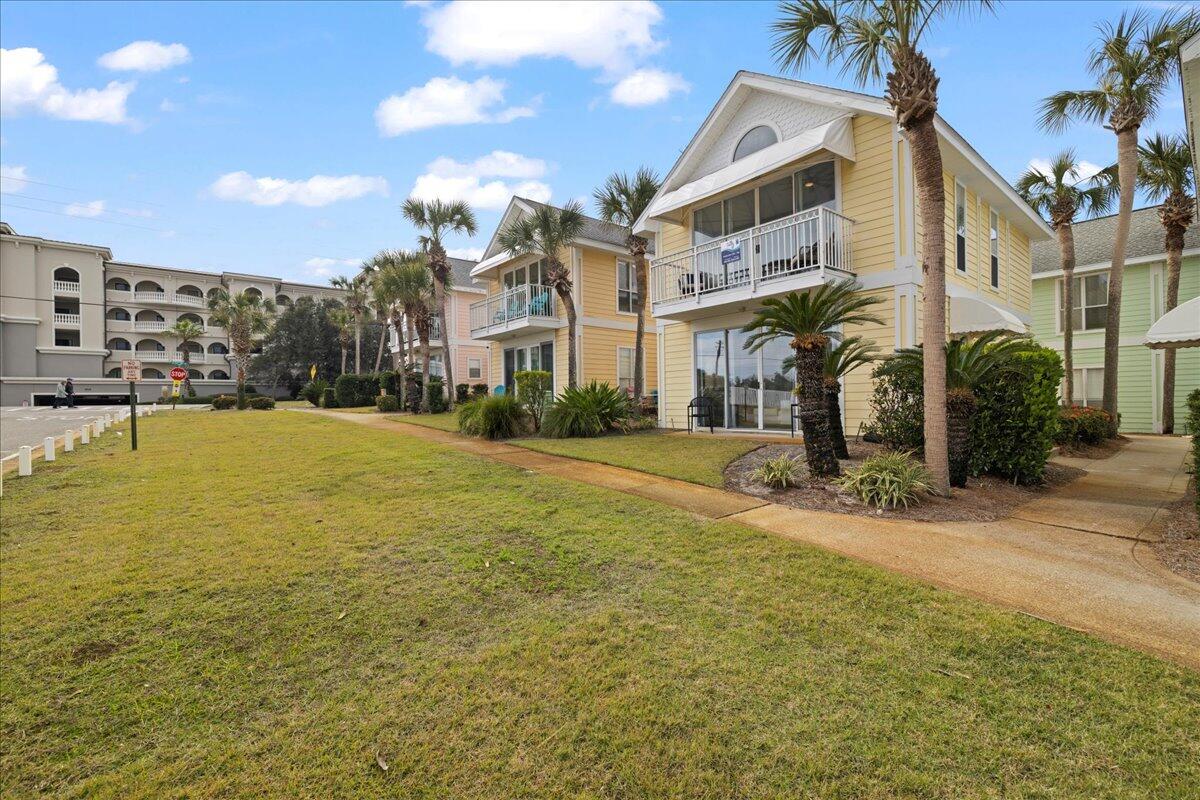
660, 321, 693, 429
841, 115, 896, 276
579, 246, 633, 322
581, 324, 658, 392
842, 289, 896, 433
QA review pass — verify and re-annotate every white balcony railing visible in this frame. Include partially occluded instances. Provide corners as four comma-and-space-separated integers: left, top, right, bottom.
650, 206, 854, 308
125, 290, 205, 307
401, 316, 443, 344
469, 284, 557, 334
134, 320, 168, 332
53, 280, 81, 295
53, 313, 82, 327
134, 350, 170, 362
174, 293, 206, 308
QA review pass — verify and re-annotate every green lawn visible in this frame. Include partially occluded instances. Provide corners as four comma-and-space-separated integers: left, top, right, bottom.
513, 429, 762, 487
389, 411, 460, 431
2, 412, 1197, 798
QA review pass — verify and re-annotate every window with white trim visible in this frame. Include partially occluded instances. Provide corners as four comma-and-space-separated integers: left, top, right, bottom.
617, 260, 638, 313
1067, 367, 1104, 408
617, 346, 636, 394
691, 161, 837, 246
467, 357, 482, 380
989, 210, 1000, 288
1060, 272, 1108, 331
955, 182, 967, 273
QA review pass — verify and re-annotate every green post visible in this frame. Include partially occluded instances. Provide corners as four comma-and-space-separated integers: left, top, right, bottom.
128, 381, 138, 451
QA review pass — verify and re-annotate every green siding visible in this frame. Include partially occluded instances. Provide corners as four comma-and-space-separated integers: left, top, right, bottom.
1031, 255, 1200, 433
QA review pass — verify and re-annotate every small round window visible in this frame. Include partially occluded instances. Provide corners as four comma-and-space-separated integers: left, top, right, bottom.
733, 125, 778, 161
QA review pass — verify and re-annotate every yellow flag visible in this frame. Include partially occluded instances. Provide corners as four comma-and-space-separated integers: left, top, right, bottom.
310, 364, 317, 379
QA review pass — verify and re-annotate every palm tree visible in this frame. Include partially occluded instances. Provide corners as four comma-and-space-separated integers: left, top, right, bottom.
386, 255, 435, 412
1015, 151, 1117, 407
402, 198, 478, 410
1039, 9, 1198, 432
207, 290, 276, 409
742, 281, 883, 477
331, 273, 370, 374
1138, 132, 1195, 433
773, 0, 995, 494
877, 331, 1032, 488
822, 337, 879, 459
164, 318, 206, 398
373, 250, 430, 411
593, 167, 661, 408
329, 307, 354, 376
497, 201, 587, 388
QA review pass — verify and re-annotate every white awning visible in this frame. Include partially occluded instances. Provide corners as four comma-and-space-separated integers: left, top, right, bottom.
1145, 295, 1200, 349
949, 296, 1027, 335
640, 116, 856, 224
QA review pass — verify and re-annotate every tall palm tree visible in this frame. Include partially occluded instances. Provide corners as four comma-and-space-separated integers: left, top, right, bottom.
822, 337, 879, 459
1138, 132, 1195, 433
164, 318, 206, 398
1015, 151, 1117, 407
773, 0, 994, 493
742, 281, 883, 477
402, 198, 478, 410
329, 307, 354, 376
497, 201, 587, 388
593, 167, 661, 408
207, 290, 276, 409
1039, 9, 1198, 432
877, 331, 1032, 488
386, 255, 435, 412
373, 250, 431, 411
331, 273, 370, 374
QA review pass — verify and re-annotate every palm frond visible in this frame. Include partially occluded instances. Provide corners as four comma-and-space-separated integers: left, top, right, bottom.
741, 280, 884, 354
1138, 132, 1194, 202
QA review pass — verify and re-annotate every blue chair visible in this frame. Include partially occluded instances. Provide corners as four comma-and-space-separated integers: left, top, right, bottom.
529, 292, 550, 316
494, 385, 506, 396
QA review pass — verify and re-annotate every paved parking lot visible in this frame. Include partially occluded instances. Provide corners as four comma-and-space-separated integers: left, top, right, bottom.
0, 406, 127, 458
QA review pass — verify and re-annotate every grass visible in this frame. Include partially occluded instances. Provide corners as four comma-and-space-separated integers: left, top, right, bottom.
2, 412, 1198, 798
390, 411, 459, 431
513, 429, 761, 487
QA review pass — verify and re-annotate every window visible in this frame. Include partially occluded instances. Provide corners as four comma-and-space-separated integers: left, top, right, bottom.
691, 161, 837, 245
1068, 367, 1104, 408
503, 259, 550, 290
693, 328, 796, 431
617, 260, 638, 313
503, 341, 553, 391
955, 182, 967, 273
618, 347, 636, 394
106, 368, 121, 378
795, 161, 835, 211
1060, 273, 1108, 331
758, 176, 793, 224
733, 125, 778, 161
468, 358, 482, 380
989, 210, 1000, 288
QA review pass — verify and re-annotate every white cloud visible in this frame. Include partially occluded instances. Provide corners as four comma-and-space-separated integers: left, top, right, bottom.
0, 164, 30, 192
159, 98, 179, 112
1026, 158, 1105, 184
209, 171, 389, 207
447, 247, 484, 261
304, 256, 359, 279
1, 47, 134, 125
375, 76, 536, 136
98, 41, 191, 72
65, 200, 106, 218
409, 150, 551, 211
610, 68, 688, 106
421, 1, 665, 75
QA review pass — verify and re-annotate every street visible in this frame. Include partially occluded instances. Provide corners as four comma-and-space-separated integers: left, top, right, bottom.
0, 406, 127, 458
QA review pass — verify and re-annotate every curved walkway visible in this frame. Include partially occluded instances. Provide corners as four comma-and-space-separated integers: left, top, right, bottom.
298, 409, 1200, 670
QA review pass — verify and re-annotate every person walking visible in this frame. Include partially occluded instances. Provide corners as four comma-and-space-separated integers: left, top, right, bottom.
65, 377, 76, 408
52, 380, 66, 409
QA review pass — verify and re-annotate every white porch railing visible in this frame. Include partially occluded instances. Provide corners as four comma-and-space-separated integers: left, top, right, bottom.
469, 284, 557, 333
53, 313, 81, 327
53, 280, 81, 295
174, 293, 205, 307
134, 320, 167, 331
134, 350, 170, 362
650, 206, 853, 308
401, 316, 443, 343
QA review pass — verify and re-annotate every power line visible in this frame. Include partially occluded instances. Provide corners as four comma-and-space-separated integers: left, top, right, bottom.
2, 192, 176, 222
0, 174, 169, 208
0, 202, 169, 233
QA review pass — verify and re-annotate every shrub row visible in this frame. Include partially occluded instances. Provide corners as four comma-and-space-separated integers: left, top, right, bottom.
1054, 406, 1111, 447
211, 394, 274, 410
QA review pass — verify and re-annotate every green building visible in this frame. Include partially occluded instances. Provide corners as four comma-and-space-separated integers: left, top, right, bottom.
1031, 206, 1200, 434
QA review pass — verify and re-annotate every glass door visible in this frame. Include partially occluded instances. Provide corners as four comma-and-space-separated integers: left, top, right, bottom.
727, 328, 760, 429
694, 330, 727, 428
503, 348, 516, 392
760, 336, 795, 430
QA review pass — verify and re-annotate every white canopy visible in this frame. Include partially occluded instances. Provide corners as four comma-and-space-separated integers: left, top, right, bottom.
949, 295, 1027, 336
1145, 295, 1200, 349
640, 116, 856, 224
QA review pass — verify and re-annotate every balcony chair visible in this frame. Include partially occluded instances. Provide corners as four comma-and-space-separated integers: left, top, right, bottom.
687, 395, 716, 434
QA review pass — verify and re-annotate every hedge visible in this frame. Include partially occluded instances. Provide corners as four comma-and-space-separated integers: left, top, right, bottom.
1055, 406, 1111, 447
426, 378, 448, 414
322, 387, 339, 408
248, 396, 276, 410
968, 346, 1062, 485
376, 394, 399, 413
334, 373, 380, 407
211, 395, 237, 410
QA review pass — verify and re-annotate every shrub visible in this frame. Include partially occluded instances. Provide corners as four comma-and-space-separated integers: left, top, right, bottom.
864, 366, 923, 453
1188, 388, 1200, 519
334, 373, 380, 407
455, 383, 470, 403
1055, 406, 1111, 447
300, 379, 327, 407
515, 370, 552, 431
426, 378, 448, 413
458, 394, 526, 439
211, 395, 237, 410
969, 347, 1062, 485
322, 387, 339, 408
471, 383, 489, 398
542, 381, 631, 438
376, 394, 400, 413
838, 450, 933, 509
248, 396, 275, 410
180, 393, 264, 405
406, 372, 423, 413
378, 371, 399, 397
752, 454, 803, 489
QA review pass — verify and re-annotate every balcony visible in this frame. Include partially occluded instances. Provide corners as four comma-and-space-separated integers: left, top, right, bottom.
134, 350, 170, 362
399, 317, 443, 345
469, 284, 563, 340
53, 313, 82, 327
107, 289, 208, 308
650, 206, 854, 321
134, 320, 168, 332
53, 280, 81, 296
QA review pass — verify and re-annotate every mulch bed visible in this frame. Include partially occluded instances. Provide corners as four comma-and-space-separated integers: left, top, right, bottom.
1152, 479, 1200, 584
724, 441, 1083, 523
1055, 435, 1130, 460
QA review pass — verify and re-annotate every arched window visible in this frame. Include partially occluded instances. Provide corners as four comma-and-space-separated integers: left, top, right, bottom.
207, 287, 225, 299
107, 337, 131, 351
135, 309, 165, 322
142, 368, 164, 379
209, 369, 229, 380
106, 368, 122, 378
275, 294, 292, 306
135, 280, 163, 293
188, 369, 204, 380
107, 277, 131, 291
178, 313, 203, 325
54, 267, 80, 282
178, 342, 203, 354
177, 284, 203, 298
245, 287, 263, 299
136, 339, 165, 352
733, 125, 778, 162
208, 342, 228, 354
106, 307, 131, 321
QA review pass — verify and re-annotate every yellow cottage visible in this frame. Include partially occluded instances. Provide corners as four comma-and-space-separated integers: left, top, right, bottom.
469, 197, 657, 397
635, 71, 1053, 434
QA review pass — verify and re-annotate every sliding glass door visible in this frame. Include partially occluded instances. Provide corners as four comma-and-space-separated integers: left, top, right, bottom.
694, 331, 727, 428
694, 328, 798, 430
727, 328, 760, 429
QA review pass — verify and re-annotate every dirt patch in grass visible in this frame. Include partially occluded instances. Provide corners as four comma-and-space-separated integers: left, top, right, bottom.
70, 640, 124, 665
1152, 480, 1200, 584
725, 441, 1084, 522
1056, 435, 1130, 460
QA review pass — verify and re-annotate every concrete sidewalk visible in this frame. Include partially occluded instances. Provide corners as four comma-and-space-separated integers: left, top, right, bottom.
301, 409, 1200, 670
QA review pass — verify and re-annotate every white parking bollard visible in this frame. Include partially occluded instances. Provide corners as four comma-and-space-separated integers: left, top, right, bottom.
64, 430, 75, 452
43, 437, 56, 462
93, 421, 103, 437
80, 425, 90, 444
105, 414, 113, 426
18, 446, 32, 476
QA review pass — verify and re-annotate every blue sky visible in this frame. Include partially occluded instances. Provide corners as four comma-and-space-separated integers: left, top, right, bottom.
0, 0, 1188, 284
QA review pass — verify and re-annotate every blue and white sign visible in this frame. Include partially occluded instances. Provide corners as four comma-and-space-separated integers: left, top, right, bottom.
720, 238, 742, 266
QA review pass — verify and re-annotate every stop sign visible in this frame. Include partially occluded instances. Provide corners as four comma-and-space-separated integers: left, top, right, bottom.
169, 366, 188, 381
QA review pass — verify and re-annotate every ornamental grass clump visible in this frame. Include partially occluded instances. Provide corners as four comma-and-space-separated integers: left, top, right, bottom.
752, 454, 803, 489
458, 394, 525, 440
838, 450, 934, 509
541, 381, 631, 438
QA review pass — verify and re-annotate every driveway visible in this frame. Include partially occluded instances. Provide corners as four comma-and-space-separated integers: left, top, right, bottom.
0, 406, 126, 458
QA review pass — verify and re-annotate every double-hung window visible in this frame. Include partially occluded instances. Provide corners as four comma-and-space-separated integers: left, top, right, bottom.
1068, 367, 1104, 408
617, 347, 636, 394
955, 182, 967, 273
467, 358, 482, 380
617, 260, 638, 313
989, 210, 1000, 288
1060, 273, 1108, 331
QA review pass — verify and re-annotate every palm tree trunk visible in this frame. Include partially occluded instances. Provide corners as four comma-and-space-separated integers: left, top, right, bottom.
825, 379, 848, 459
418, 327, 431, 413
406, 318, 415, 367
373, 318, 386, 373
946, 389, 975, 489
182, 349, 194, 397
908, 116, 950, 495
1058, 224, 1076, 406
434, 279, 455, 410
556, 284, 579, 388
354, 319, 362, 374
795, 336, 839, 477
632, 250, 648, 409
391, 312, 407, 410
340, 345, 347, 376
1162, 226, 1183, 433
1102, 126, 1138, 435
